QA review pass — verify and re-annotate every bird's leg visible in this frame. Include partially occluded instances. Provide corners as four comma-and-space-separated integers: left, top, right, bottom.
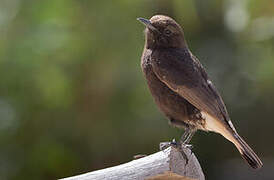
176, 128, 195, 165
179, 128, 195, 149
159, 128, 196, 165
160, 119, 196, 151
159, 129, 195, 151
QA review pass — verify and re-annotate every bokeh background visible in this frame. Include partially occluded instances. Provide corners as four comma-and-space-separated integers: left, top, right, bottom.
0, 0, 274, 179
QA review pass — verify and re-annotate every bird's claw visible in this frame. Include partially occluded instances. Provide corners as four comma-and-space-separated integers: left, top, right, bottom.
159, 138, 193, 151
181, 143, 193, 150
159, 138, 176, 150
160, 138, 193, 165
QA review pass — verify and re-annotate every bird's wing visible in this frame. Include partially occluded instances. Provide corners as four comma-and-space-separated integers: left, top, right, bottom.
150, 49, 262, 169
151, 48, 233, 129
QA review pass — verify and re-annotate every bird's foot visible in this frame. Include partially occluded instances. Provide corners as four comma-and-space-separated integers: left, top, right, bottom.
181, 143, 193, 150
159, 138, 193, 150
159, 138, 177, 150
159, 138, 193, 165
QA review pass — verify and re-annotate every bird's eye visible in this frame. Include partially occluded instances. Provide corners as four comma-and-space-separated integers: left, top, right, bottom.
164, 29, 172, 35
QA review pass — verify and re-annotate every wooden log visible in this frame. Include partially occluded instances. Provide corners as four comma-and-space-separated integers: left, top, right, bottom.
60, 146, 205, 180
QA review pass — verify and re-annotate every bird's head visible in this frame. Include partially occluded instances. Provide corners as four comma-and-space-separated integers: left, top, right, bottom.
138, 15, 187, 49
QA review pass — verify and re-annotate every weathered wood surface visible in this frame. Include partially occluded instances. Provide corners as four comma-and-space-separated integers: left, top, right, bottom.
60, 146, 205, 180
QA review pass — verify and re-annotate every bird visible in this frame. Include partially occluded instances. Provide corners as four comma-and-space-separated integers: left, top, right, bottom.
137, 15, 263, 169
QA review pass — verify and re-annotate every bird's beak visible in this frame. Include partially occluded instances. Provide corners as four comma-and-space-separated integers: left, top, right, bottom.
137, 17, 159, 33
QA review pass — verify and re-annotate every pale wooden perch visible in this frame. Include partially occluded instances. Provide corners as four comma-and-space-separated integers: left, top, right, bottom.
60, 146, 205, 180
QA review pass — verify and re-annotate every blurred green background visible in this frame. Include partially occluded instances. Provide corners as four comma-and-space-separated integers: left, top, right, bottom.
0, 0, 273, 179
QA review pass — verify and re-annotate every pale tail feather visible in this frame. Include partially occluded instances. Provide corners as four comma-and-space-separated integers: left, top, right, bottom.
202, 111, 263, 169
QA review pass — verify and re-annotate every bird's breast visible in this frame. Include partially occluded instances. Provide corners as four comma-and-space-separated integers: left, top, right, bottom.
141, 49, 205, 129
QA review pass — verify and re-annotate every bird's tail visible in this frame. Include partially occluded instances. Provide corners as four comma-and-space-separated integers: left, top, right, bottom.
202, 112, 262, 169
232, 133, 263, 169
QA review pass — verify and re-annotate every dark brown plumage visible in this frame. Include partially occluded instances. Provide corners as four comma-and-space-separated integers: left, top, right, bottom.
138, 15, 262, 169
